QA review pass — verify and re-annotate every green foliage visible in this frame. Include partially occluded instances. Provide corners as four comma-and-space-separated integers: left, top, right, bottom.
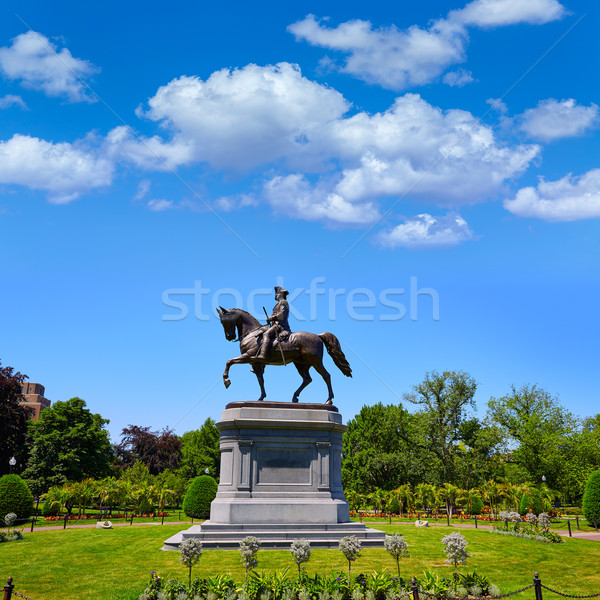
0, 474, 34, 519
182, 475, 217, 518
582, 468, 600, 527
179, 418, 221, 479
470, 496, 484, 515
22, 397, 113, 493
519, 493, 543, 516
41, 497, 60, 517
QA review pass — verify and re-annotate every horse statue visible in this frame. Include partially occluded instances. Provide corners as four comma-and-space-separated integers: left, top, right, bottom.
217, 307, 352, 404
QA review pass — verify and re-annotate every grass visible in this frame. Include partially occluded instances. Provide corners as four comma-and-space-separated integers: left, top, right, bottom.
0, 523, 599, 600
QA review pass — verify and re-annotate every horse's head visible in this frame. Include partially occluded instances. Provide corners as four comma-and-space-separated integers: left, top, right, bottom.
217, 307, 238, 341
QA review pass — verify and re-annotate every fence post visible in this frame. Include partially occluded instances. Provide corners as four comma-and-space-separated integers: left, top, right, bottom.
63, 514, 68, 529
593, 517, 599, 533
505, 518, 509, 530
474, 515, 478, 529
411, 577, 419, 600
447, 512, 450, 526
3, 577, 14, 600
567, 519, 572, 537
575, 516, 580, 530
533, 572, 543, 600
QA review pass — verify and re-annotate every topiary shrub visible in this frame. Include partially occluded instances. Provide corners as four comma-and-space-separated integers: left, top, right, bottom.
582, 469, 600, 527
0, 475, 34, 520
41, 498, 60, 517
519, 492, 543, 516
470, 496, 484, 515
183, 475, 217, 519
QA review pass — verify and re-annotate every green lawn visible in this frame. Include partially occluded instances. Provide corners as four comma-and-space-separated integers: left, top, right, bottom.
1, 523, 599, 600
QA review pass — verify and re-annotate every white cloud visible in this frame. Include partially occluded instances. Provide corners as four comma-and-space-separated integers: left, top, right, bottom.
443, 69, 474, 87
146, 199, 174, 211
264, 173, 380, 224
0, 31, 98, 102
215, 194, 258, 211
0, 134, 113, 203
454, 0, 566, 27
504, 170, 600, 221
0, 94, 27, 109
289, 0, 566, 90
288, 15, 468, 91
378, 213, 474, 249
517, 99, 599, 142
116, 63, 349, 172
134, 179, 152, 200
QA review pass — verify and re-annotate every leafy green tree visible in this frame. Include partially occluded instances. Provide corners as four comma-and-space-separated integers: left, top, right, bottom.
116, 425, 182, 475
342, 403, 426, 492
404, 371, 478, 484
179, 419, 221, 479
0, 361, 31, 476
22, 397, 113, 493
487, 385, 576, 490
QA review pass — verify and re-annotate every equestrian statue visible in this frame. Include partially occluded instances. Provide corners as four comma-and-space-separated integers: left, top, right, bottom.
217, 286, 352, 404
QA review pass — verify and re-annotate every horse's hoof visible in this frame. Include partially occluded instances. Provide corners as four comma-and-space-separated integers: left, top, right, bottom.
325, 398, 333, 405
224, 378, 231, 389
292, 397, 299, 403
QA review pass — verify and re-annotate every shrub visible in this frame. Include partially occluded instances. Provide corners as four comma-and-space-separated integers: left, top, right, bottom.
470, 496, 484, 515
339, 535, 362, 573
178, 538, 203, 586
42, 497, 60, 517
441, 532, 470, 574
182, 475, 217, 519
290, 539, 311, 577
582, 469, 600, 527
0, 475, 34, 520
519, 492, 542, 516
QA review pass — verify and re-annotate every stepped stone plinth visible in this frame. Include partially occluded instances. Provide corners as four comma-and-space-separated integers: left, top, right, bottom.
163, 401, 385, 550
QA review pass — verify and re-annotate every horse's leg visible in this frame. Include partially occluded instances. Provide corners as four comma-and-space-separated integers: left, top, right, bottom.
252, 364, 267, 401
311, 359, 334, 404
292, 362, 312, 402
223, 354, 253, 388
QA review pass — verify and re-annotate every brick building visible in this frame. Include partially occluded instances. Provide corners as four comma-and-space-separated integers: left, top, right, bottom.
20, 382, 51, 421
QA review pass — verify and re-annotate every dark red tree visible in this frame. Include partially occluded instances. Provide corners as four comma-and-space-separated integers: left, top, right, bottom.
116, 425, 182, 474
0, 360, 32, 475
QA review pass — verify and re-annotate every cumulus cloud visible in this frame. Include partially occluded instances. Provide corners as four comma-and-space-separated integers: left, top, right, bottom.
443, 69, 474, 87
378, 213, 474, 249
453, 0, 566, 27
517, 98, 599, 142
288, 15, 468, 90
504, 170, 600, 221
0, 94, 27, 109
0, 134, 113, 203
114, 63, 349, 171
289, 0, 566, 90
0, 31, 98, 102
146, 198, 174, 211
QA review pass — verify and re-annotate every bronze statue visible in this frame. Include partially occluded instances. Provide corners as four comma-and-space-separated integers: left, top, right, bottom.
217, 286, 352, 404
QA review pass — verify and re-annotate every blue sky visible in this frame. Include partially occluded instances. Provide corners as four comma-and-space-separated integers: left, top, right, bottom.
1, 0, 598, 442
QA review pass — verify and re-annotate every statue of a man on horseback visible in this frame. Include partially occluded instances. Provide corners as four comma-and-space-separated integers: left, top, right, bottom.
217, 284, 352, 404
256, 286, 291, 363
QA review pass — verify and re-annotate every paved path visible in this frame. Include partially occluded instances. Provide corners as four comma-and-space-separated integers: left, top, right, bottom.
28, 520, 193, 532
361, 520, 600, 541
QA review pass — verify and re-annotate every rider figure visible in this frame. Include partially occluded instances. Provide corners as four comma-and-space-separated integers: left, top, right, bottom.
256, 286, 291, 362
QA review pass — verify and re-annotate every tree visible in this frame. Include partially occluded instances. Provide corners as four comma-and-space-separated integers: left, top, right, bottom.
487, 385, 576, 491
0, 360, 32, 476
342, 403, 426, 492
404, 371, 478, 484
22, 397, 113, 493
116, 425, 182, 475
179, 419, 221, 479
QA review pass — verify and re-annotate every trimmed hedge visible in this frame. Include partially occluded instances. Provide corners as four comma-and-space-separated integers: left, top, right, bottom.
582, 469, 600, 527
470, 496, 484, 515
183, 475, 218, 518
519, 492, 543, 516
0, 474, 34, 520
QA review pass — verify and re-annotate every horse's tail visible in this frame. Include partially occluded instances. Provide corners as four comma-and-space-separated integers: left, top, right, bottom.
319, 332, 352, 377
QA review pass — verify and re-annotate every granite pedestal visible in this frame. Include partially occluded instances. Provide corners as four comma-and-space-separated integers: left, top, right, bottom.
163, 402, 385, 549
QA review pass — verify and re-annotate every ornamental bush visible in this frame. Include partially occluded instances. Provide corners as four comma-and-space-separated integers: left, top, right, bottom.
582, 469, 600, 527
470, 496, 484, 515
0, 474, 34, 520
519, 492, 542, 516
182, 475, 217, 519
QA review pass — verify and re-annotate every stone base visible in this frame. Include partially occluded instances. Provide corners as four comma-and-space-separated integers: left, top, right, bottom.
164, 402, 385, 550
163, 522, 385, 550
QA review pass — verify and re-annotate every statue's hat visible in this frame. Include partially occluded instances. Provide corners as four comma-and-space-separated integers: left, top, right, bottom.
274, 286, 289, 297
